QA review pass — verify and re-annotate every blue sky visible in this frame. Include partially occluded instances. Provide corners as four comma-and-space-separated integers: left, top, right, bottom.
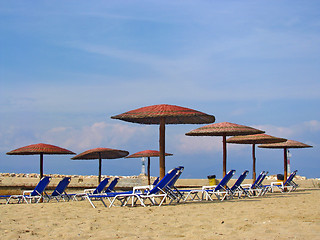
1, 1, 319, 179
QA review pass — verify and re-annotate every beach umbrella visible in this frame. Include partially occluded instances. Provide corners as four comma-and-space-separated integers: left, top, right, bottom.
111, 104, 215, 179
71, 148, 129, 183
126, 150, 173, 185
6, 143, 75, 179
227, 134, 287, 183
258, 140, 312, 181
186, 122, 264, 177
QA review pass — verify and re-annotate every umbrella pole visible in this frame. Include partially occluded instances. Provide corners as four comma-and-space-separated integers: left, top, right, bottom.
147, 157, 151, 185
223, 135, 227, 177
40, 153, 44, 179
252, 144, 256, 184
159, 117, 166, 180
98, 153, 102, 183
284, 147, 288, 181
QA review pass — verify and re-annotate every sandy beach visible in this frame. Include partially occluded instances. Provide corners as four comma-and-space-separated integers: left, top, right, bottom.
1, 184, 319, 239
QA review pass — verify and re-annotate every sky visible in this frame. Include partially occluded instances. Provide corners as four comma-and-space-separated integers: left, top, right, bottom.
0, 1, 319, 179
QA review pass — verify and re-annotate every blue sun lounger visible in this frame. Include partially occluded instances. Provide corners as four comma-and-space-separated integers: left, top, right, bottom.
226, 170, 250, 199
45, 177, 71, 202
122, 166, 184, 205
73, 177, 109, 200
270, 170, 298, 193
85, 178, 119, 204
255, 171, 269, 196
112, 167, 182, 207
164, 166, 185, 203
6, 176, 52, 204
85, 167, 181, 208
183, 170, 236, 202
241, 171, 268, 196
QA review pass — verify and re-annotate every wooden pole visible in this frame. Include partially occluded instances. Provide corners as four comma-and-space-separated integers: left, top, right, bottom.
98, 153, 102, 183
40, 153, 44, 179
147, 157, 151, 185
159, 117, 166, 180
252, 144, 256, 184
223, 135, 227, 177
284, 147, 288, 181
39, 153, 44, 202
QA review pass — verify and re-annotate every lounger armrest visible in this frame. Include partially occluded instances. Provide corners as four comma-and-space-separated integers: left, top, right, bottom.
202, 185, 216, 190
23, 190, 33, 196
240, 184, 251, 188
133, 185, 152, 194
84, 189, 95, 194
271, 182, 283, 187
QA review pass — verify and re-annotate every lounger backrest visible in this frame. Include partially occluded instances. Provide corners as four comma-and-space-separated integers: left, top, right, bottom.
215, 170, 236, 191
105, 178, 119, 193
152, 177, 159, 185
167, 166, 184, 189
230, 170, 249, 192
31, 176, 51, 196
284, 170, 297, 186
93, 178, 109, 194
51, 177, 71, 197
252, 171, 265, 188
148, 168, 178, 195
257, 171, 268, 187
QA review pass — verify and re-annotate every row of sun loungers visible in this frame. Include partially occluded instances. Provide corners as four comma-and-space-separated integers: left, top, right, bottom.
84, 167, 299, 208
1, 167, 299, 207
2, 175, 120, 204
183, 169, 299, 202
84, 166, 185, 208
4, 176, 70, 204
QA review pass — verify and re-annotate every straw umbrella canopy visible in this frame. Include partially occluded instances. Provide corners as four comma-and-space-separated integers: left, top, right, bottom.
6, 143, 75, 179
71, 148, 129, 183
227, 134, 287, 183
259, 140, 312, 181
111, 104, 215, 180
126, 150, 173, 185
186, 122, 265, 177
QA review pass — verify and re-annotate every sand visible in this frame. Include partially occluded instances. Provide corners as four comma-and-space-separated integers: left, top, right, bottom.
0, 189, 319, 240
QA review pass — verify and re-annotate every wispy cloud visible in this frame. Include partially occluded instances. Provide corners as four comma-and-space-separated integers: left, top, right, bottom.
41, 122, 152, 152
63, 31, 320, 102
254, 120, 320, 139
0, 121, 154, 152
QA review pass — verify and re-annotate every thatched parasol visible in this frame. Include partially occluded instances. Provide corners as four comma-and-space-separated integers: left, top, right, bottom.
111, 104, 215, 179
126, 150, 173, 185
227, 134, 287, 183
259, 140, 312, 181
71, 148, 129, 183
7, 143, 75, 179
186, 122, 264, 177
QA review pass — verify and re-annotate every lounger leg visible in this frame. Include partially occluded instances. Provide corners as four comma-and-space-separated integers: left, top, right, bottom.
24, 196, 31, 204
6, 196, 13, 204
221, 192, 228, 201
207, 192, 214, 201
85, 195, 97, 208
109, 196, 118, 208
35, 196, 42, 203
183, 192, 191, 202
136, 196, 146, 207
214, 193, 221, 201
100, 198, 108, 207
158, 196, 166, 206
